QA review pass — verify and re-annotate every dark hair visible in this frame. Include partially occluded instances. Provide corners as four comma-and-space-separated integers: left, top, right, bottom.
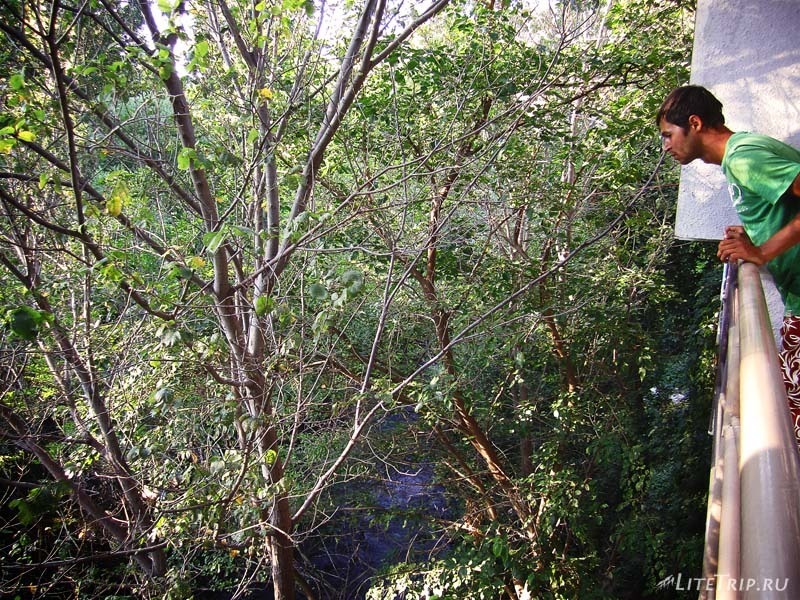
656, 85, 726, 130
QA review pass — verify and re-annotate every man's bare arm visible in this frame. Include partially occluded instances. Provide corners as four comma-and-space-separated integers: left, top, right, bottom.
717, 172, 800, 265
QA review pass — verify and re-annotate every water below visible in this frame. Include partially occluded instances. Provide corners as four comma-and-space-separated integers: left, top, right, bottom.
298, 411, 454, 599
210, 409, 453, 600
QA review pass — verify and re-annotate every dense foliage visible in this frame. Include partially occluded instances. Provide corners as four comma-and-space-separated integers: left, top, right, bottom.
0, 0, 719, 598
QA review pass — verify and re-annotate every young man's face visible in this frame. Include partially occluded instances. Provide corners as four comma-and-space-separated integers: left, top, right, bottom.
659, 118, 702, 165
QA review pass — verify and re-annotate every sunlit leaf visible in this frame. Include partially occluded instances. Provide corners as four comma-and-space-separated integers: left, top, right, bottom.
107, 182, 129, 216
188, 256, 206, 269
9, 74, 25, 90
177, 147, 196, 170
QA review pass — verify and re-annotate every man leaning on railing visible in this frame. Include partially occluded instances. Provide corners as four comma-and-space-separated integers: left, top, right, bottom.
657, 85, 800, 446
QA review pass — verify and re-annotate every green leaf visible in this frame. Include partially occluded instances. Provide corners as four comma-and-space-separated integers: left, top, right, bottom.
254, 295, 272, 316
308, 282, 327, 300
158, 63, 173, 80
340, 270, 363, 294
312, 310, 330, 334
194, 39, 209, 58
9, 498, 36, 525
168, 263, 194, 279
203, 229, 226, 253
6, 306, 46, 340
156, 0, 177, 13
231, 225, 255, 237
16, 130, 35, 142
98, 261, 125, 283
177, 147, 196, 170
9, 74, 25, 90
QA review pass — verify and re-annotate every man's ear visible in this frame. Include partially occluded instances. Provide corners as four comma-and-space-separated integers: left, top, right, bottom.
688, 114, 703, 131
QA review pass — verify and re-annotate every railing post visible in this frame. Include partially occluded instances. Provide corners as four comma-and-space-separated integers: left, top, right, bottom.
717, 420, 741, 600
701, 262, 739, 600
717, 292, 741, 600
737, 262, 800, 599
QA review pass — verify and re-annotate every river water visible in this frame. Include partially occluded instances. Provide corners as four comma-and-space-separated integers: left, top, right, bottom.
211, 409, 453, 600
299, 410, 454, 599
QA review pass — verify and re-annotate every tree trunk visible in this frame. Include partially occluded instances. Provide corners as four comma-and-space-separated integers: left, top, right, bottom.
267, 494, 296, 600
518, 380, 534, 477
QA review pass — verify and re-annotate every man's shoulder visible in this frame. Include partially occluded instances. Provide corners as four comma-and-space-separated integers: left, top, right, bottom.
726, 132, 800, 158
722, 131, 800, 205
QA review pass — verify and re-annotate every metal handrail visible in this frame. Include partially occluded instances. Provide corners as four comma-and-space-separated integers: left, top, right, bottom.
701, 262, 800, 599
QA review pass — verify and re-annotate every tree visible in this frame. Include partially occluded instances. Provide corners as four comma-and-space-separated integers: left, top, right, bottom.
342, 0, 705, 597
0, 0, 452, 597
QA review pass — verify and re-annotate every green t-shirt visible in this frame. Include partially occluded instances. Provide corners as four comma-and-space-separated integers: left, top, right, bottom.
722, 132, 800, 315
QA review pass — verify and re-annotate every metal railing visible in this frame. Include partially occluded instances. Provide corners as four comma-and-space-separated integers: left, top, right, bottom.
701, 262, 800, 599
